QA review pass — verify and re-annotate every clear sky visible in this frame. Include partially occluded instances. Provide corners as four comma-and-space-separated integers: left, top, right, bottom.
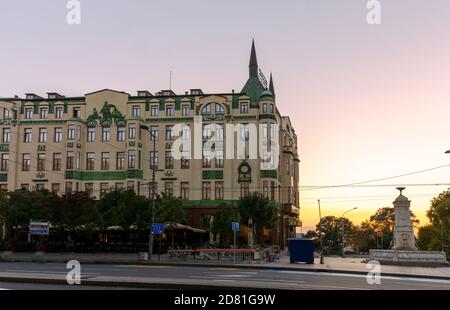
1, 0, 450, 231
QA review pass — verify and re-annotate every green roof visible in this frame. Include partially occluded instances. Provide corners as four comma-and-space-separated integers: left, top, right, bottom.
241, 77, 265, 105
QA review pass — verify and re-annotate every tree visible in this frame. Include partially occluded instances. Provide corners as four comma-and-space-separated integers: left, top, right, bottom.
238, 192, 278, 245
154, 194, 186, 224
316, 216, 355, 252
98, 189, 152, 229
417, 190, 450, 254
0, 189, 53, 240
211, 203, 237, 245
54, 192, 101, 231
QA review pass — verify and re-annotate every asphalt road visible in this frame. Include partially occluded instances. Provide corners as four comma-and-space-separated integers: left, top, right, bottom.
0, 262, 449, 290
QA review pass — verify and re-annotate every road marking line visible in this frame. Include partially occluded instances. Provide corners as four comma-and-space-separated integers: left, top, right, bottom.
262, 270, 450, 284
114, 265, 171, 269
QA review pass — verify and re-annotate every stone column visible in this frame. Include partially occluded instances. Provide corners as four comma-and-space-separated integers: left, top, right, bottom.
392, 187, 417, 251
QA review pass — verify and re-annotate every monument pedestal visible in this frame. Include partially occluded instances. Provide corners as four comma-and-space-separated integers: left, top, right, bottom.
370, 249, 447, 266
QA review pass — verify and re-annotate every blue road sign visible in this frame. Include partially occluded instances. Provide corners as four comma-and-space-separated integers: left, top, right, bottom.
231, 222, 239, 232
151, 223, 165, 235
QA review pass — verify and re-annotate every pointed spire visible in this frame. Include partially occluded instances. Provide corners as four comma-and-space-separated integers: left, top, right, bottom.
269, 73, 275, 98
249, 39, 258, 78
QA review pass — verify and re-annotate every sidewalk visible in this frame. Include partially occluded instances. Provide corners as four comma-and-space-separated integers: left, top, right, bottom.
1, 252, 449, 280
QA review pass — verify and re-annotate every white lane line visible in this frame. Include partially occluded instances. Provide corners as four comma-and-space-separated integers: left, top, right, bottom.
263, 270, 450, 285
4, 269, 100, 275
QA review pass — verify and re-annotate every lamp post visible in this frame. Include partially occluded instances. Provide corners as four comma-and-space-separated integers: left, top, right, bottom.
317, 199, 324, 264
443, 150, 449, 252
340, 207, 357, 258
141, 125, 156, 260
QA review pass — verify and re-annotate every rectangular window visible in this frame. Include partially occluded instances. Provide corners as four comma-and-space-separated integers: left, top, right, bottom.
102, 127, 110, 142
0, 154, 8, 171
2, 128, 10, 143
165, 182, 174, 197
215, 150, 224, 168
76, 125, 81, 141
263, 103, 268, 113
117, 127, 125, 142
100, 183, 109, 197
36, 184, 45, 191
263, 181, 269, 198
240, 103, 248, 114
21, 184, 30, 191
181, 182, 189, 200
67, 125, 75, 140
182, 125, 191, 140
165, 125, 173, 140
52, 153, 62, 171
40, 108, 48, 119
150, 151, 158, 170
150, 126, 159, 140
215, 181, 224, 200
202, 125, 211, 139
86, 152, 95, 170
182, 105, 190, 116
73, 107, 81, 118
101, 152, 110, 170
66, 152, 74, 169
65, 182, 73, 194
128, 150, 136, 169
54, 128, 63, 142
51, 183, 60, 194
202, 150, 211, 168
87, 127, 96, 142
202, 182, 211, 200
55, 107, 63, 119
165, 151, 173, 169
240, 183, 250, 198
151, 105, 158, 117
166, 105, 174, 116
132, 106, 141, 117
128, 124, 136, 139
22, 153, 31, 171
240, 124, 249, 141
85, 183, 94, 197
25, 108, 33, 119
39, 128, 47, 143
37, 153, 46, 171
181, 152, 190, 169
116, 152, 125, 170
24, 128, 32, 143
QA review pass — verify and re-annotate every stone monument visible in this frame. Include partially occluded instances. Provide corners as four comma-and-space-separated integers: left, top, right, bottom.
370, 188, 447, 265
392, 187, 417, 251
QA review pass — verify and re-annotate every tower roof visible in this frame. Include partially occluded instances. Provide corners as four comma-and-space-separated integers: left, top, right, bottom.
249, 39, 258, 78
269, 73, 276, 99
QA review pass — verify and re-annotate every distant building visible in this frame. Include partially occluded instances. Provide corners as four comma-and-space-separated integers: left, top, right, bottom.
0, 41, 300, 247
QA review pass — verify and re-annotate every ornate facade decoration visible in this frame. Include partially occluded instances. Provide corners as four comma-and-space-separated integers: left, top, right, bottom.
85, 101, 127, 127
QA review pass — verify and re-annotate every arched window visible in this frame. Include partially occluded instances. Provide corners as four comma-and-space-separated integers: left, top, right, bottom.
201, 103, 211, 114
215, 103, 224, 114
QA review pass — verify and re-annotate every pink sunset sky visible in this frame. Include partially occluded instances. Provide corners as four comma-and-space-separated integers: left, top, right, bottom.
1, 0, 450, 231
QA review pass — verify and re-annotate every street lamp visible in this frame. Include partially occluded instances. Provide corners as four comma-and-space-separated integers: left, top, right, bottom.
317, 199, 324, 264
140, 125, 156, 260
340, 207, 357, 258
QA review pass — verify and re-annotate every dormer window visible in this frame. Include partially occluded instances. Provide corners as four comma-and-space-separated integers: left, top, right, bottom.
190, 89, 203, 95
48, 94, 57, 99
240, 103, 248, 114
137, 90, 152, 97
